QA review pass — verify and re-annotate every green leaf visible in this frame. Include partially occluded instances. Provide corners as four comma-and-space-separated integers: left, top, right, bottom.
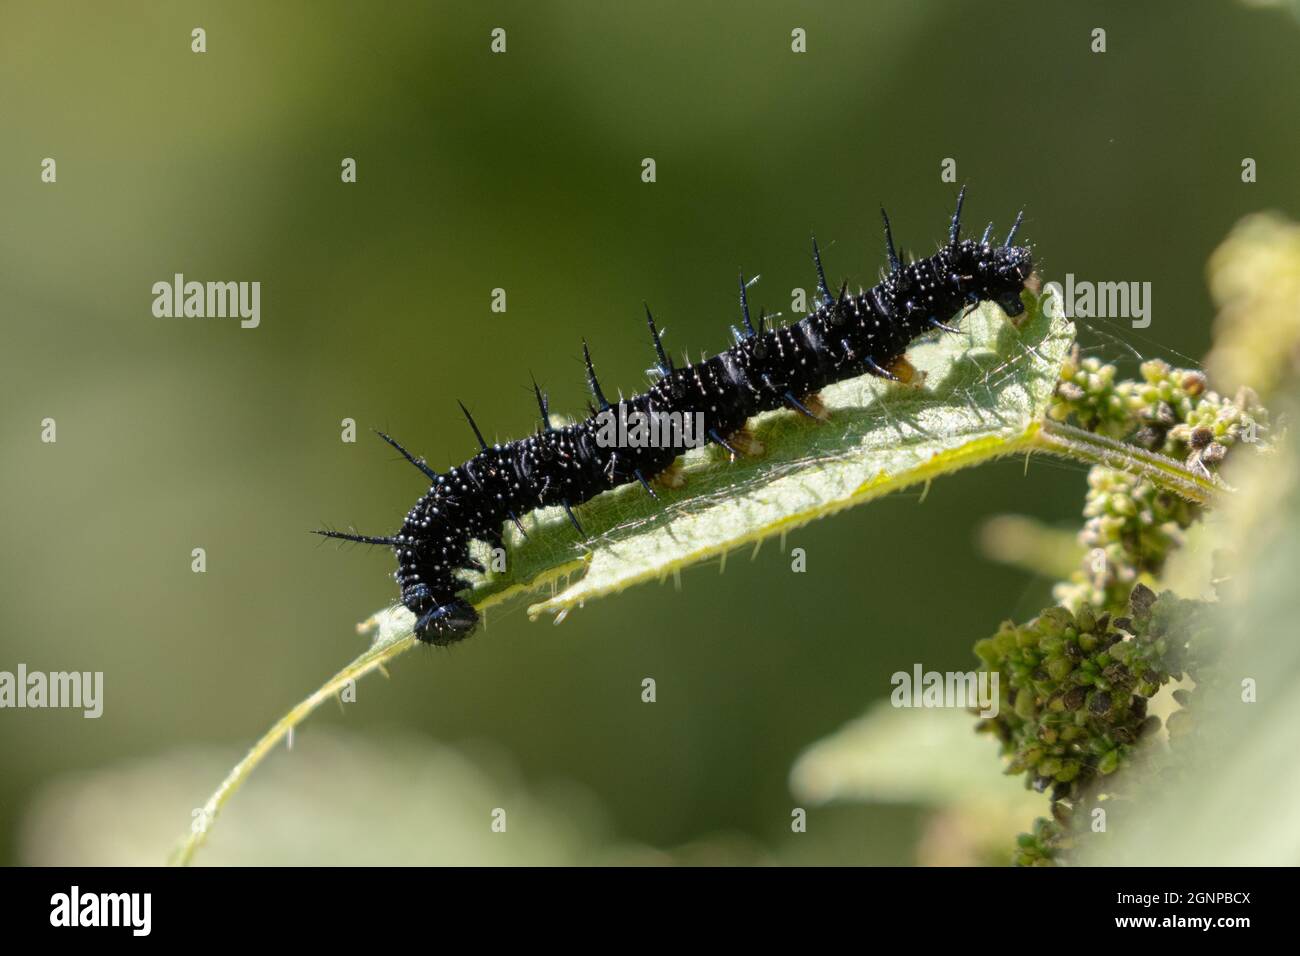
525, 293, 1074, 621
789, 702, 1047, 865
791, 700, 1046, 812
174, 291, 1074, 864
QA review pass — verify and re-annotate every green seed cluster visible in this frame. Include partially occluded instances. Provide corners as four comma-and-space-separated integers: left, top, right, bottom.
1055, 468, 1192, 613
977, 587, 1168, 796
1049, 349, 1131, 438
1013, 818, 1066, 867
975, 586, 1212, 865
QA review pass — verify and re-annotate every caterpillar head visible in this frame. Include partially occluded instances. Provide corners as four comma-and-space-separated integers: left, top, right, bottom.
943, 189, 1034, 318
990, 243, 1034, 317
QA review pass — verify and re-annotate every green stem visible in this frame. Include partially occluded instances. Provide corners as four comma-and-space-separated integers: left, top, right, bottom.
1033, 419, 1229, 507
170, 617, 417, 866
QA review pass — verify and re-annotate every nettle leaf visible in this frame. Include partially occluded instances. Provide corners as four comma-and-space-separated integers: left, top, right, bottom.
357, 291, 1071, 638
174, 291, 1073, 864
526, 296, 1072, 621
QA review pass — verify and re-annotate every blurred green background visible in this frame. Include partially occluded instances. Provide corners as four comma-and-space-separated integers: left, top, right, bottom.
2, 1, 1297, 865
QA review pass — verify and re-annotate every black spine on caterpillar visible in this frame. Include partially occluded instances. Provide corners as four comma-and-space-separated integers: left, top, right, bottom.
319, 189, 1034, 645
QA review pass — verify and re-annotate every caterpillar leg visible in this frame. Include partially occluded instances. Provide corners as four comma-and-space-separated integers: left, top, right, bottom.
807, 393, 832, 420
709, 425, 765, 462
884, 354, 925, 387
726, 425, 765, 458
413, 597, 479, 645
653, 459, 688, 490
787, 391, 831, 422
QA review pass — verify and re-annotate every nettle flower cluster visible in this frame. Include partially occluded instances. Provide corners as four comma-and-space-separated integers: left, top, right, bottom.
976, 586, 1169, 798
1061, 468, 1193, 613
1052, 351, 1266, 458
974, 586, 1210, 865
1049, 351, 1268, 613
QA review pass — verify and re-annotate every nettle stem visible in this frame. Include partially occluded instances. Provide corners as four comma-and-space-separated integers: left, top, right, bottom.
171, 618, 418, 866
1033, 419, 1228, 507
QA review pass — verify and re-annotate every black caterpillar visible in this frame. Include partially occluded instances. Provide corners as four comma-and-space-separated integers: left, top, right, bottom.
320, 188, 1033, 644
